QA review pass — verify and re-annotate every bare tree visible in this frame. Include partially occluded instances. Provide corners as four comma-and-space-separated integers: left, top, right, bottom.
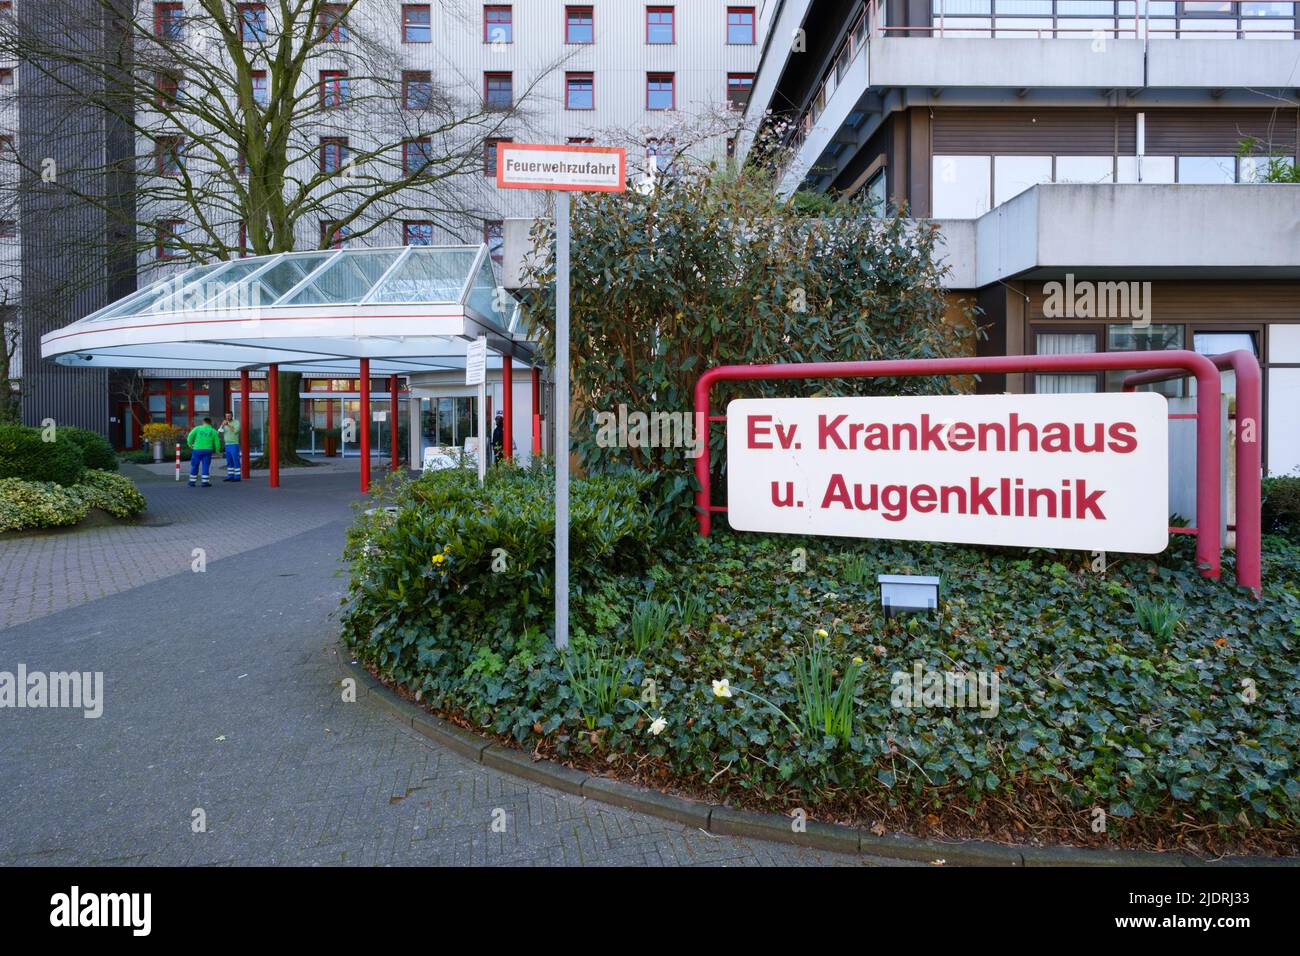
1, 0, 562, 460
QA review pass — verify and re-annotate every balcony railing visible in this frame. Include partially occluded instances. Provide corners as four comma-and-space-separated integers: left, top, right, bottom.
874, 0, 1299, 40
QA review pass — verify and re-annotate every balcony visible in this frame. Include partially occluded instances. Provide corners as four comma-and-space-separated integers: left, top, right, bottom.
933, 182, 1300, 288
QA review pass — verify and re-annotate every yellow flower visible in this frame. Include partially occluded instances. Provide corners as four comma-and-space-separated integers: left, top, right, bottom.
431, 553, 445, 564
815, 628, 829, 638
852, 656, 864, 665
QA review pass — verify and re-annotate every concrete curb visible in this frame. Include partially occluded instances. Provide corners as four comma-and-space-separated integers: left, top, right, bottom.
334, 649, 1296, 868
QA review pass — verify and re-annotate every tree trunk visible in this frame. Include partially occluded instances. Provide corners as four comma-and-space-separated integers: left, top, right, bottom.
251, 370, 312, 468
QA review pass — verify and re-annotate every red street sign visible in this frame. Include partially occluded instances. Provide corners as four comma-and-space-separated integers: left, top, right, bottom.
495, 142, 626, 192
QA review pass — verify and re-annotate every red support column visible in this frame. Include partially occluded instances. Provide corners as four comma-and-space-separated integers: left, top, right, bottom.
267, 364, 279, 488
502, 353, 513, 461
360, 358, 371, 493
531, 366, 541, 455
389, 374, 400, 472
240, 369, 251, 482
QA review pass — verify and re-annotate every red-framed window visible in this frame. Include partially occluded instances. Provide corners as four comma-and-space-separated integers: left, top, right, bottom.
320, 136, 349, 173
0, 135, 14, 159
318, 3, 348, 41
156, 219, 185, 258
320, 70, 349, 108
646, 73, 674, 110
484, 220, 504, 264
484, 71, 512, 109
238, 3, 267, 42
726, 6, 755, 44
250, 69, 268, 106
238, 220, 251, 256
0, 219, 18, 239
566, 136, 594, 145
565, 5, 594, 43
0, 68, 13, 87
484, 4, 512, 43
565, 71, 593, 110
402, 4, 432, 42
155, 136, 184, 174
321, 220, 349, 249
647, 6, 674, 44
154, 2, 183, 38
484, 137, 511, 176
155, 70, 180, 107
145, 379, 211, 429
726, 72, 754, 111
403, 137, 432, 176
402, 70, 432, 109
403, 220, 434, 246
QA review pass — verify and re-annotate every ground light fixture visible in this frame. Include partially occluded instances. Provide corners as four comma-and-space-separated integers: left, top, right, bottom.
877, 573, 941, 619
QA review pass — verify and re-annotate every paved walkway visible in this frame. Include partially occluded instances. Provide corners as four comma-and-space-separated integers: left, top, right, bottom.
0, 469, 880, 866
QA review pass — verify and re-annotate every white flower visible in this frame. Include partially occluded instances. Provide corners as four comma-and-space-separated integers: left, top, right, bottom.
711, 678, 732, 699
649, 716, 667, 736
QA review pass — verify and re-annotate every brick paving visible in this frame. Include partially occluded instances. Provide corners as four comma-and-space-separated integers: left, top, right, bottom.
0, 467, 888, 866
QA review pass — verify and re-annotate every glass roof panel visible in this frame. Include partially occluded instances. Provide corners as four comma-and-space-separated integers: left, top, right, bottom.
85, 264, 225, 322
282, 250, 402, 306
197, 258, 280, 309
464, 253, 501, 322
254, 254, 330, 302
365, 247, 477, 304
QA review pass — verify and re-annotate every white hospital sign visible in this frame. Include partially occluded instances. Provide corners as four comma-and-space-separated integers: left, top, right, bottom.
495, 143, 626, 192
726, 394, 1169, 553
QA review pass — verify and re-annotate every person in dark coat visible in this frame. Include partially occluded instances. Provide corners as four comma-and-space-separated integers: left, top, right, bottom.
491, 412, 504, 465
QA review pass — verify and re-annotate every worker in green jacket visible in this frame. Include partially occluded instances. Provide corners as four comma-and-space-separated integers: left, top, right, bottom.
186, 417, 223, 488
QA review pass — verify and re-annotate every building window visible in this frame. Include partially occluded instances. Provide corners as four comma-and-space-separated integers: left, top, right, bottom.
1177, 156, 1236, 184
321, 220, 349, 249
484, 220, 504, 264
402, 71, 432, 109
1033, 332, 1101, 395
403, 137, 433, 176
403, 4, 432, 43
0, 68, 12, 86
993, 155, 1052, 206
0, 220, 17, 239
646, 73, 674, 110
484, 72, 512, 109
726, 73, 754, 111
931, 155, 991, 219
1104, 324, 1185, 395
157, 219, 185, 258
154, 2, 183, 38
320, 70, 349, 108
320, 137, 349, 173
237, 148, 249, 176
318, 3, 348, 41
239, 3, 267, 42
250, 70, 268, 106
865, 168, 887, 211
156, 136, 184, 175
726, 6, 755, 44
484, 137, 511, 176
566, 5, 594, 43
566, 72, 594, 110
647, 6, 674, 43
155, 70, 180, 106
403, 221, 434, 245
567, 136, 594, 145
484, 5, 512, 43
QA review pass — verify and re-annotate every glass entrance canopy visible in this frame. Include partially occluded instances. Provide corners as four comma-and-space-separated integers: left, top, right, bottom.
41, 244, 534, 374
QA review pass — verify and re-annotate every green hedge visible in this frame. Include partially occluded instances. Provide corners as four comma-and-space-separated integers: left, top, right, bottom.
0, 471, 147, 532
0, 478, 89, 531
60, 426, 118, 472
342, 466, 1300, 847
1262, 475, 1300, 539
0, 424, 85, 486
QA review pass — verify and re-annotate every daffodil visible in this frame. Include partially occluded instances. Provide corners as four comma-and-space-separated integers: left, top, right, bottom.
649, 716, 667, 736
711, 678, 732, 699
853, 656, 864, 665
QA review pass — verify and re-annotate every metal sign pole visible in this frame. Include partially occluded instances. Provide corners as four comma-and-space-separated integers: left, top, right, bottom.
555, 190, 571, 651
478, 336, 487, 484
